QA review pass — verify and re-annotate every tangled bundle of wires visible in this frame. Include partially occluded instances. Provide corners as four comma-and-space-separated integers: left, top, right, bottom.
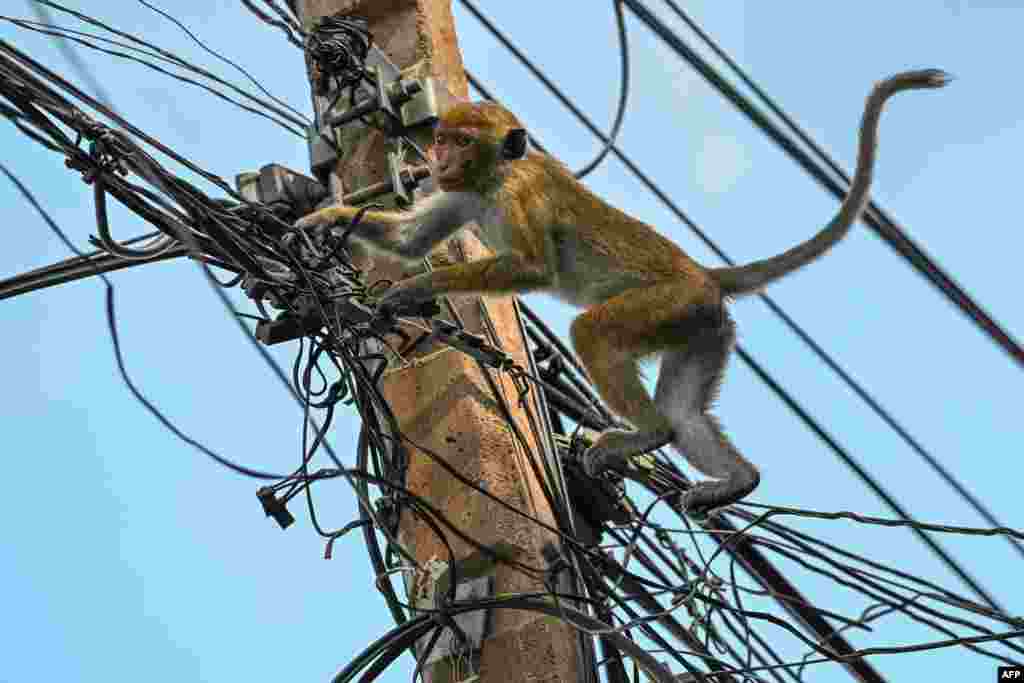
305, 14, 372, 95
3, 9, 1024, 681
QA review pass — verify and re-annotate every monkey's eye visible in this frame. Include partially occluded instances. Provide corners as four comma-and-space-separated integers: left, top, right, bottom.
455, 134, 473, 147
434, 132, 448, 145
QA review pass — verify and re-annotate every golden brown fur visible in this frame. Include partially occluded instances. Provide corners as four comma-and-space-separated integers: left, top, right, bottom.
295, 69, 949, 515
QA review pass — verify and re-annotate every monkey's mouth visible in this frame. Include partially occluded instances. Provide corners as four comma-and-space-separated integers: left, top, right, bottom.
439, 160, 469, 182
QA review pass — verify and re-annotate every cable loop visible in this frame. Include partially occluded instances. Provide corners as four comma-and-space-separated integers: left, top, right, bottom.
305, 14, 372, 95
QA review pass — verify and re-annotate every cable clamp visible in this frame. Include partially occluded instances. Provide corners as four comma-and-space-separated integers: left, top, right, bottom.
256, 486, 295, 530
431, 319, 513, 370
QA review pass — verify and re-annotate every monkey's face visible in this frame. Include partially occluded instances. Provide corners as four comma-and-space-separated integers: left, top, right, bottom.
432, 126, 499, 192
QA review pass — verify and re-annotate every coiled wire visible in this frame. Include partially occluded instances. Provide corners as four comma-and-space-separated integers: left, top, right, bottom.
305, 14, 372, 95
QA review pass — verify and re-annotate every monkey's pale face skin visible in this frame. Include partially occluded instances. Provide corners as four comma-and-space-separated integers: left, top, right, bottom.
432, 126, 483, 191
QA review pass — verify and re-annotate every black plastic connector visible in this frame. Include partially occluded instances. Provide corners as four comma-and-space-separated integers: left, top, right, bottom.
560, 444, 631, 543
376, 298, 441, 321
255, 311, 324, 345
256, 486, 295, 530
333, 296, 375, 324
430, 319, 512, 370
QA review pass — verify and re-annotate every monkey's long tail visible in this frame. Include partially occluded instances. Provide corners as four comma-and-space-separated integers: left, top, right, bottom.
708, 69, 951, 298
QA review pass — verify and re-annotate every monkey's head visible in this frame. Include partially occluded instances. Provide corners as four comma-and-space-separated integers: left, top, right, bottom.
432, 101, 528, 193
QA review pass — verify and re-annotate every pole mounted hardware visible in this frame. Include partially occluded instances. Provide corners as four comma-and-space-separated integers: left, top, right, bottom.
305, 16, 440, 203
235, 163, 328, 219
412, 543, 526, 670
553, 434, 633, 546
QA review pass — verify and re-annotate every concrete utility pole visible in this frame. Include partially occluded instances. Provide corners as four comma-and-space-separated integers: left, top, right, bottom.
293, 2, 582, 681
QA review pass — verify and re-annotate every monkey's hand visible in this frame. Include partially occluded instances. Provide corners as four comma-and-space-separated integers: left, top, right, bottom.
294, 205, 360, 231
377, 274, 437, 308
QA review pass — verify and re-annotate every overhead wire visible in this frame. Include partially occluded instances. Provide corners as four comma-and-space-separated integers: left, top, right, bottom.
572, 0, 629, 180
651, 0, 1024, 566
0, 31, 393, 552
456, 0, 1011, 614
0, 160, 287, 481
20, 1, 308, 130
1, 10, 762, 682
622, 0, 1024, 371
5, 4, 1022, 680
135, 0, 310, 125
28, 0, 113, 108
240, 0, 305, 49
2, 16, 306, 137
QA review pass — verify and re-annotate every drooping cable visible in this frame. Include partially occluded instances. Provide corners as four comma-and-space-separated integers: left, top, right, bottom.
457, 10, 1009, 613
622, 0, 1024, 371
572, 0, 630, 179
651, 0, 1024, 564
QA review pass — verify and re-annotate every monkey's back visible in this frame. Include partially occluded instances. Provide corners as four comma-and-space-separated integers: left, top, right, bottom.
505, 154, 708, 307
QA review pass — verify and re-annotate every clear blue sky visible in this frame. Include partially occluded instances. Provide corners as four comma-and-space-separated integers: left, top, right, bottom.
1, 1, 1021, 681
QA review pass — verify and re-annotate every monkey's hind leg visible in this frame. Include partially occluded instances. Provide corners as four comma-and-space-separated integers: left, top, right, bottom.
654, 318, 760, 518
569, 282, 709, 478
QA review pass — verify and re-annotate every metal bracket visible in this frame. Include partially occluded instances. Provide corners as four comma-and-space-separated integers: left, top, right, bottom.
385, 137, 411, 205
309, 45, 439, 205
352, 47, 439, 129
234, 164, 327, 217
419, 575, 493, 667
307, 124, 339, 180
413, 542, 524, 667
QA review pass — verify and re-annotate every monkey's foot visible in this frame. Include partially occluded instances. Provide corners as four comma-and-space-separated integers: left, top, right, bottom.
378, 274, 435, 307
582, 428, 674, 478
681, 476, 759, 520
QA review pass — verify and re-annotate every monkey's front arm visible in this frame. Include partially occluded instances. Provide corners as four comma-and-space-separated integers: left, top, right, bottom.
380, 252, 553, 306
294, 192, 476, 261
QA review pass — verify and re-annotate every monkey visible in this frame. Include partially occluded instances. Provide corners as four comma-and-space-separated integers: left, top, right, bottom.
295, 69, 950, 517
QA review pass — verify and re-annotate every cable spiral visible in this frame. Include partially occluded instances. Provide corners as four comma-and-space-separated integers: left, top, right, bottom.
305, 14, 372, 95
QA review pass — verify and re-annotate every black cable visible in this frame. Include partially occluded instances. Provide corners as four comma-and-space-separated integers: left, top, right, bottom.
23, 2, 309, 129
457, 12, 1009, 613
463, 7, 1024, 573
329, 596, 677, 683
3, 14, 306, 135
259, 0, 302, 32
651, 0, 1024, 566
622, 0, 1024, 371
305, 14, 371, 95
572, 0, 629, 180
28, 1, 114, 109
10, 6, 1015, 678
0, 159, 286, 480
460, 0, 630, 181
240, 0, 305, 49
135, 0, 310, 123
0, 39, 248, 199
0, 53, 376, 544
733, 345, 1004, 613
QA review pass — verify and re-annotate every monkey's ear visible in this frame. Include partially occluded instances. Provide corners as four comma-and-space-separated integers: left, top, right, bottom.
502, 128, 529, 161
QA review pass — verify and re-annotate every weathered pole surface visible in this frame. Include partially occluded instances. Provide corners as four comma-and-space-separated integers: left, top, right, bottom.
295, 2, 582, 680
